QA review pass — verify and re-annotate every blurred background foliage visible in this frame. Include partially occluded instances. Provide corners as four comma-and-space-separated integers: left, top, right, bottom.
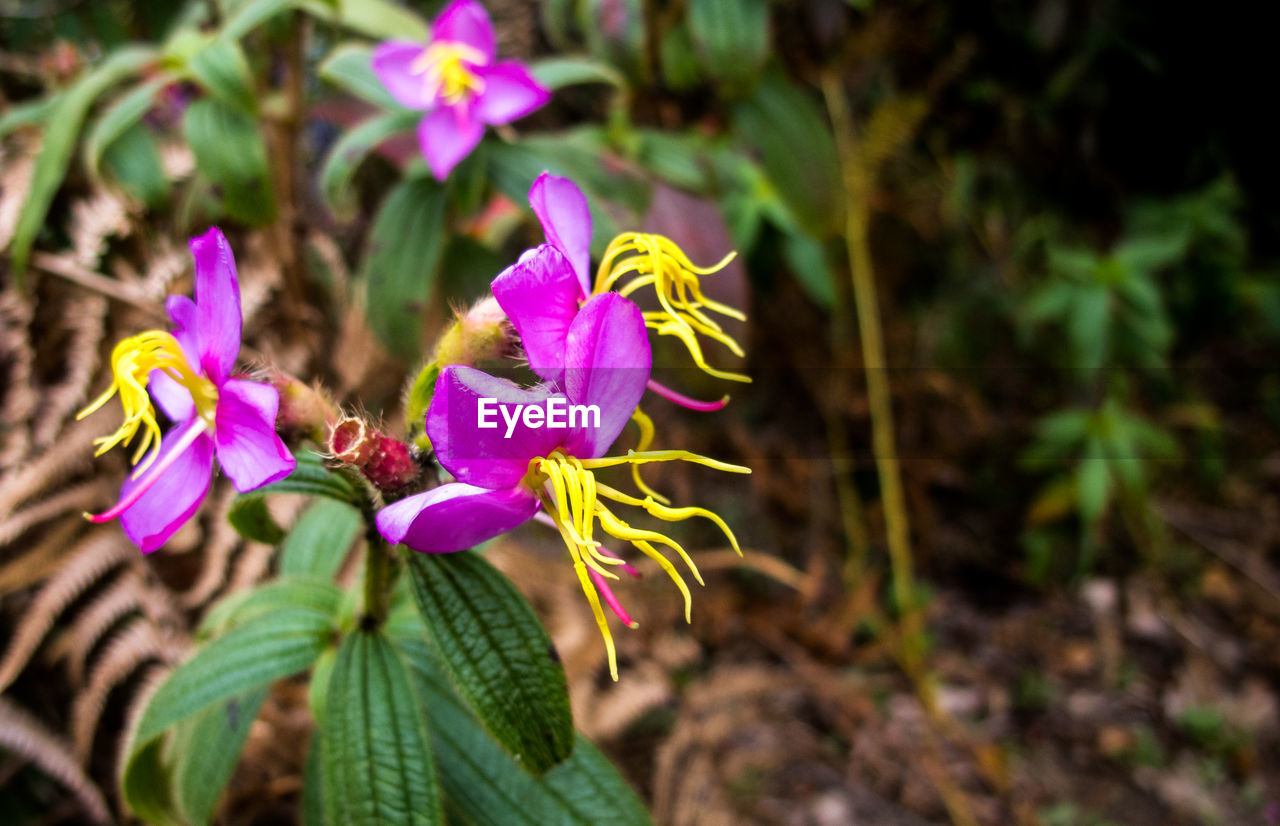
3, 0, 1280, 823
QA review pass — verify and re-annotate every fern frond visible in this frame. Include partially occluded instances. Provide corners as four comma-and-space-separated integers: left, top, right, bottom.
0, 480, 110, 550
33, 293, 108, 449
72, 619, 185, 762
70, 189, 131, 269
0, 697, 110, 823
0, 529, 134, 693
0, 286, 36, 466
52, 570, 144, 686
0, 411, 105, 522
176, 486, 241, 609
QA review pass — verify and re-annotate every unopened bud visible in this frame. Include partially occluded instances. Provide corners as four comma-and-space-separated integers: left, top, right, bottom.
327, 416, 420, 493
435, 296, 517, 368
265, 370, 338, 445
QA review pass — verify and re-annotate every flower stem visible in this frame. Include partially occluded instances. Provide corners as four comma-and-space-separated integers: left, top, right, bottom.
336, 465, 399, 628
820, 72, 921, 665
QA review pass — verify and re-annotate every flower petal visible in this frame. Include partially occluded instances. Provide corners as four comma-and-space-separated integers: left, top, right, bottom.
427, 365, 564, 488
188, 227, 242, 385
371, 41, 436, 110
118, 420, 214, 553
149, 369, 195, 422
490, 244, 580, 383
417, 104, 484, 180
432, 0, 495, 64
563, 292, 651, 457
213, 379, 295, 492
376, 482, 539, 552
529, 172, 592, 297
474, 62, 550, 125
165, 294, 200, 365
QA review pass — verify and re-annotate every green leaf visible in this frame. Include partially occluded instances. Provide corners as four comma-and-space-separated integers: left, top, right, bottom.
0, 94, 58, 140
731, 70, 840, 237
319, 43, 401, 109
320, 109, 420, 221
282, 499, 364, 580
227, 493, 287, 545
101, 122, 170, 208
9, 44, 157, 289
188, 37, 257, 113
168, 688, 268, 825
183, 98, 276, 225
579, 0, 647, 79
659, 22, 703, 91
82, 76, 169, 180
304, 733, 327, 826
389, 633, 652, 825
257, 451, 360, 504
781, 230, 835, 310
1068, 284, 1110, 372
361, 177, 448, 358
405, 551, 573, 774
529, 56, 626, 90
122, 607, 333, 823
331, 0, 429, 40
197, 578, 344, 638
220, 0, 290, 40
1076, 436, 1111, 528
635, 129, 711, 192
323, 630, 442, 826
687, 0, 768, 96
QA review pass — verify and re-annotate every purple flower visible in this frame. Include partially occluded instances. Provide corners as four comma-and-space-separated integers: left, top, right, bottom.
79, 228, 295, 551
499, 172, 749, 410
371, 0, 550, 180
377, 290, 747, 679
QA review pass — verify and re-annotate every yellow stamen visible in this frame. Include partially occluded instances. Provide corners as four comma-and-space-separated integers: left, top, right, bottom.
595, 233, 751, 383
76, 331, 218, 473
628, 408, 670, 505
527, 449, 750, 679
409, 42, 487, 105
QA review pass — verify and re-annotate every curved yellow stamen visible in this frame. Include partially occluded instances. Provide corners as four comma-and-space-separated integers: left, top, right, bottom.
628, 409, 670, 505
409, 42, 487, 105
77, 331, 217, 473
528, 448, 748, 679
594, 232, 751, 383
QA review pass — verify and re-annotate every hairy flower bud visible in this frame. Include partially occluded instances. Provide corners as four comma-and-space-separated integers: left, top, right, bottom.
328, 416, 420, 493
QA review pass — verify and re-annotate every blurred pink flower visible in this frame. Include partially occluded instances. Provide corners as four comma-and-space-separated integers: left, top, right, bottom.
371, 0, 550, 179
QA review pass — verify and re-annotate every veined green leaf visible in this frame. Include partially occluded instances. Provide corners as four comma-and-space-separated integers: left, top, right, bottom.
389, 633, 652, 825
257, 451, 360, 504
361, 176, 448, 358
319, 43, 402, 109
9, 44, 157, 289
304, 733, 327, 826
183, 97, 276, 225
197, 577, 344, 638
687, 0, 768, 96
281, 499, 364, 580
731, 70, 841, 238
322, 630, 441, 825
122, 607, 333, 823
320, 109, 420, 221
167, 688, 268, 826
405, 551, 573, 774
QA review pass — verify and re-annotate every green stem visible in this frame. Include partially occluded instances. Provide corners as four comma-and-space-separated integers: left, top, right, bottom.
336, 466, 398, 627
821, 73, 920, 660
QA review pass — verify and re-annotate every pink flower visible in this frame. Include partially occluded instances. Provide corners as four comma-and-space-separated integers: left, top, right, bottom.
377, 288, 747, 679
79, 228, 295, 551
371, 0, 550, 179
499, 172, 749, 411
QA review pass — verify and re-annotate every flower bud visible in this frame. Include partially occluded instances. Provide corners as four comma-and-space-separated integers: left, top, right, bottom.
328, 416, 420, 493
